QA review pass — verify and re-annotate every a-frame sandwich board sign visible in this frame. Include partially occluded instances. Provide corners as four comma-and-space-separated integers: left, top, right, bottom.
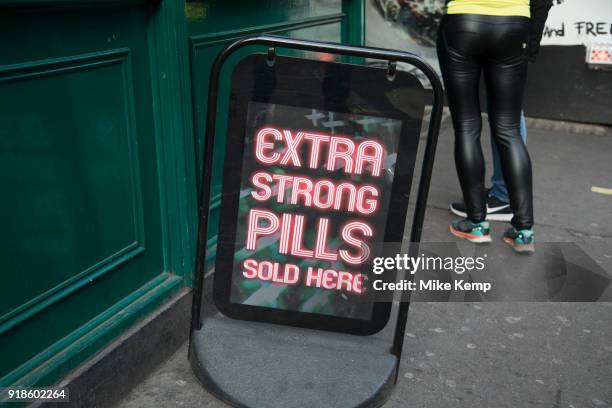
189, 35, 443, 408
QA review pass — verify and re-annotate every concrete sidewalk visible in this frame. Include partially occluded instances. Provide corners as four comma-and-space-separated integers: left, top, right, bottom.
116, 118, 612, 408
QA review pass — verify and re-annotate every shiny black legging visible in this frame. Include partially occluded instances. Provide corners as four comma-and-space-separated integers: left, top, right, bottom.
437, 14, 534, 229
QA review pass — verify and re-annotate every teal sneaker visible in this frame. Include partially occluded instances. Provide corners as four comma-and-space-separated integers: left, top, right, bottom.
503, 227, 535, 253
449, 219, 491, 243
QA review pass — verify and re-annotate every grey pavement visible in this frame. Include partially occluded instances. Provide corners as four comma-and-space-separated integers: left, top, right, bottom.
116, 117, 612, 408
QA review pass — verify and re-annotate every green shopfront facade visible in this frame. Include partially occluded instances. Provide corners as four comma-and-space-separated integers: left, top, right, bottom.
0, 0, 364, 390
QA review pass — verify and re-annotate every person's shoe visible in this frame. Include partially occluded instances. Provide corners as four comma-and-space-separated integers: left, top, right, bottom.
449, 193, 513, 222
449, 219, 492, 243
503, 227, 535, 253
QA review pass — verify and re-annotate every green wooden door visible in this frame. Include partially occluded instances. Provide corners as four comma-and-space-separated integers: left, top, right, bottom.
185, 0, 363, 268
0, 0, 364, 390
0, 1, 186, 388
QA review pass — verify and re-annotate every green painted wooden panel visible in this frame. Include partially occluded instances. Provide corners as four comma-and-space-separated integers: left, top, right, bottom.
0, 0, 364, 389
186, 0, 346, 265
0, 4, 167, 383
0, 50, 145, 321
185, 0, 342, 34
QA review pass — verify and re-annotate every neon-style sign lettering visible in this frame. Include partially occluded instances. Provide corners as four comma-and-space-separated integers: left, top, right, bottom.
254, 126, 385, 177
245, 208, 374, 265
250, 171, 380, 216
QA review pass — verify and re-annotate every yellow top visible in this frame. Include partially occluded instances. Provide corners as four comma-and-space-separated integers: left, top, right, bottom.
446, 0, 530, 18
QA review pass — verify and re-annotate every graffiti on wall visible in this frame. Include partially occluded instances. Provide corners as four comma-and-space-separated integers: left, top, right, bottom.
373, 0, 444, 46
367, 0, 612, 66
367, 0, 445, 78
373, 0, 445, 47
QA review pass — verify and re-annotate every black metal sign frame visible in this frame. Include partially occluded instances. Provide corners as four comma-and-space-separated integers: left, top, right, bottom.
190, 34, 443, 379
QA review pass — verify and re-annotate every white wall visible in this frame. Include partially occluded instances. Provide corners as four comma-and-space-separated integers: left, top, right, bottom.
541, 0, 612, 46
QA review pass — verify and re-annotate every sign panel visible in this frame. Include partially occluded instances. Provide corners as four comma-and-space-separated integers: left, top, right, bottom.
214, 54, 426, 334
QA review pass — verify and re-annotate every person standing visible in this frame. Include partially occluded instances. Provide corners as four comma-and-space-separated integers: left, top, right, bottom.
450, 112, 527, 222
449, 1, 553, 223
437, 0, 551, 253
